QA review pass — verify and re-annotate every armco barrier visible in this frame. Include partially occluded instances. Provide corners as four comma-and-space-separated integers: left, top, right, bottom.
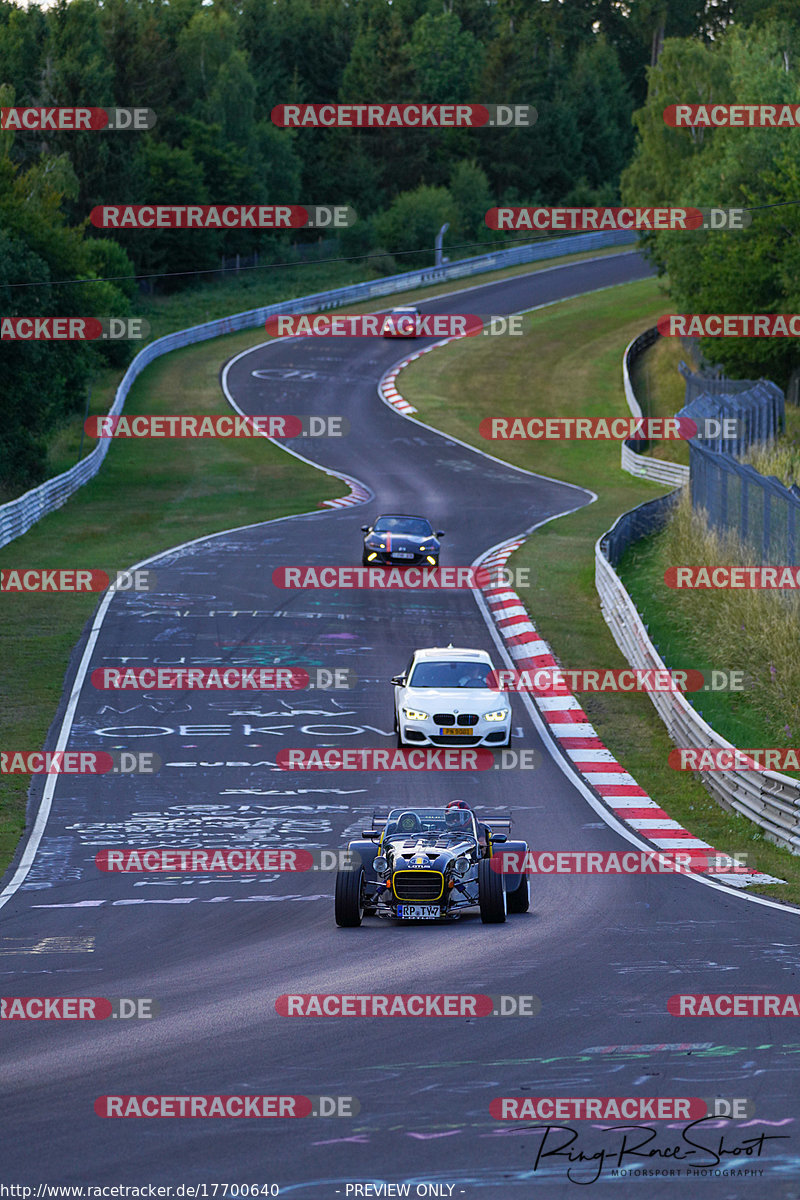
596, 498, 800, 854
0, 229, 635, 549
620, 327, 690, 487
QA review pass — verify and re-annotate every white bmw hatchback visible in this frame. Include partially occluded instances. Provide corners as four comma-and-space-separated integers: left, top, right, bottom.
391, 646, 512, 748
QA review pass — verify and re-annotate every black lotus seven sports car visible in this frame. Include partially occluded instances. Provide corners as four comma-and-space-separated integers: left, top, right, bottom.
361, 514, 444, 567
334, 805, 529, 926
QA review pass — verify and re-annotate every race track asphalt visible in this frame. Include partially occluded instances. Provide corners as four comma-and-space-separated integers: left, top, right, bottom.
3, 250, 798, 1196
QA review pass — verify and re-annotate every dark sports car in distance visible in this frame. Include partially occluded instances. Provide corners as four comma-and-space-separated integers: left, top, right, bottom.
361, 514, 444, 566
334, 804, 530, 926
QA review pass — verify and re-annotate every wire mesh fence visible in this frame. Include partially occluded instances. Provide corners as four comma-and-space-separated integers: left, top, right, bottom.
689, 440, 800, 564
677, 380, 784, 455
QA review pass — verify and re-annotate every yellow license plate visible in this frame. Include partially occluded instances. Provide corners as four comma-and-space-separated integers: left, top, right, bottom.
440, 727, 472, 735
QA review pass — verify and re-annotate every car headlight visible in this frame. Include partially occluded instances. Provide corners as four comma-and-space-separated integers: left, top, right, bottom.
452, 856, 471, 877
403, 707, 428, 721
373, 856, 389, 877
484, 709, 509, 722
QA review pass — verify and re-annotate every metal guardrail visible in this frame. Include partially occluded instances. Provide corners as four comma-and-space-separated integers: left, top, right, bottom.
0, 228, 635, 549
596, 498, 800, 854
620, 441, 690, 487
620, 327, 690, 486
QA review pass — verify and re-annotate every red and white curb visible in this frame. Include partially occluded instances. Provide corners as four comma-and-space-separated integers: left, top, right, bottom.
320, 473, 372, 509
476, 538, 782, 889
379, 339, 461, 416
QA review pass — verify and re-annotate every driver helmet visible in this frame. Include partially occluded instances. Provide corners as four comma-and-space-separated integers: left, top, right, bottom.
445, 800, 472, 829
396, 810, 421, 833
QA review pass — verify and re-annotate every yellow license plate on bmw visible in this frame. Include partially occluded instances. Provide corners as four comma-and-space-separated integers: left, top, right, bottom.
440, 727, 472, 735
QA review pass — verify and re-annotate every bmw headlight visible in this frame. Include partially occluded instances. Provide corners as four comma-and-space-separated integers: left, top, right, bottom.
484, 709, 509, 722
403, 707, 428, 721
452, 856, 470, 877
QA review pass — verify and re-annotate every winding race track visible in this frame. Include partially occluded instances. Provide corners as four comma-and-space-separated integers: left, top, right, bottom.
3, 251, 799, 1196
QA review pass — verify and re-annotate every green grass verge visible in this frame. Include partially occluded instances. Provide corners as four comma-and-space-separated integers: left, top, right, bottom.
399, 275, 800, 905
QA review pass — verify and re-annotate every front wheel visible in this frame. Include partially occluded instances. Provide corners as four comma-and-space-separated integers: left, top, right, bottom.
506, 873, 530, 914
478, 858, 506, 924
335, 866, 365, 927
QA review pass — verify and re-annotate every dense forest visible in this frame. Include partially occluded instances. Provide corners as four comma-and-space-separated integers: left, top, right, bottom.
0, 0, 797, 491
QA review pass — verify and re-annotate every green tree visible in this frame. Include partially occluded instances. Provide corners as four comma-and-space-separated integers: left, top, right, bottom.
373, 184, 456, 266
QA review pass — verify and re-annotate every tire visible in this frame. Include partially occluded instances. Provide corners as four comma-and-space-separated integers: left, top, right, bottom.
335, 866, 365, 927
506, 873, 530, 914
394, 707, 405, 748
478, 858, 507, 924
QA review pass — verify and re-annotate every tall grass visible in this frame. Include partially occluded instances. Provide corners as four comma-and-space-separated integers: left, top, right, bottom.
661, 490, 800, 741
741, 439, 800, 487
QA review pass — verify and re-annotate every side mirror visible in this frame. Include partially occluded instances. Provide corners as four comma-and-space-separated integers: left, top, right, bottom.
492, 833, 508, 843
361, 525, 370, 533
390, 675, 405, 686
361, 830, 379, 839
436, 531, 445, 537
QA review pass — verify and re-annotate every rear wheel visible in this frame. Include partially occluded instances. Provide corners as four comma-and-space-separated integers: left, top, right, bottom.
335, 866, 365, 927
478, 858, 507, 924
506, 873, 530, 913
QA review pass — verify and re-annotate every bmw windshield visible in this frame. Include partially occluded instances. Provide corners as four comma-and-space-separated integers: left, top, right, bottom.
408, 661, 492, 688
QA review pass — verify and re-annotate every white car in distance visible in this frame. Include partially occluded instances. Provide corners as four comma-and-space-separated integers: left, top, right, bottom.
391, 646, 512, 749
